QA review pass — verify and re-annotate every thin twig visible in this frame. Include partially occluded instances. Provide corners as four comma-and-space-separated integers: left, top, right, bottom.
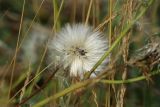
8, 0, 26, 99
17, 67, 60, 106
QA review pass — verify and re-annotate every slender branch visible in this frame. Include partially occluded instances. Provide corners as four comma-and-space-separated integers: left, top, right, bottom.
85, 0, 155, 78
16, 67, 59, 106
33, 69, 160, 107
101, 69, 160, 84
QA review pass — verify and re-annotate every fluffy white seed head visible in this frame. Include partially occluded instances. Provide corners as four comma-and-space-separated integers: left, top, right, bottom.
48, 24, 108, 78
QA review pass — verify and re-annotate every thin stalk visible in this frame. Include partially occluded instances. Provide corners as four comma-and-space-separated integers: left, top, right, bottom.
85, 0, 93, 25
8, 0, 26, 99
86, 0, 155, 78
33, 69, 160, 107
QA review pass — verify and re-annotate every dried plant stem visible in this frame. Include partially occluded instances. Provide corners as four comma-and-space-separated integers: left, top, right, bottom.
19, 62, 32, 103
27, 0, 64, 96
33, 69, 160, 107
6, 0, 45, 85
28, 41, 49, 95
53, 0, 59, 31
86, 0, 155, 78
17, 67, 59, 106
116, 1, 133, 107
106, 0, 113, 107
33, 79, 93, 107
8, 0, 25, 99
8, 62, 55, 103
85, 0, 93, 25
92, 89, 98, 107
109, 0, 112, 47
94, 14, 116, 32
53, 0, 64, 32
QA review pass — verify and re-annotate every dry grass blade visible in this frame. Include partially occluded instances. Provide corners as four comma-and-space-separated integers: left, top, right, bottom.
8, 0, 26, 99
85, 0, 93, 25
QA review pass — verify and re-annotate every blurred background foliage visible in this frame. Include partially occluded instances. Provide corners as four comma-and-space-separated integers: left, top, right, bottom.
0, 0, 160, 107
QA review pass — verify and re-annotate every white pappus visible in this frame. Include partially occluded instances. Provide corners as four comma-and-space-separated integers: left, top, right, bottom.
48, 24, 108, 78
